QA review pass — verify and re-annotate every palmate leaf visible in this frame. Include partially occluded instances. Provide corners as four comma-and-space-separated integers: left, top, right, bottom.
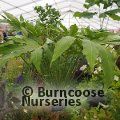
31, 47, 43, 72
0, 45, 36, 69
51, 36, 76, 63
0, 39, 40, 69
0, 46, 25, 69
82, 39, 99, 71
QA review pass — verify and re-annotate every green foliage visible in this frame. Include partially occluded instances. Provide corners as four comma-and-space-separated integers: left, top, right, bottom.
74, 0, 120, 29
100, 9, 120, 21
0, 37, 40, 68
31, 47, 43, 72
51, 36, 76, 63
69, 24, 78, 36
82, 38, 115, 88
74, 11, 97, 19
1, 11, 118, 90
84, 0, 120, 9
34, 4, 61, 26
82, 39, 99, 71
98, 45, 115, 88
3, 12, 21, 29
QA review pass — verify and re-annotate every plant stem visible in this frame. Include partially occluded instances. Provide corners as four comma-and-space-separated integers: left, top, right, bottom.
20, 55, 30, 67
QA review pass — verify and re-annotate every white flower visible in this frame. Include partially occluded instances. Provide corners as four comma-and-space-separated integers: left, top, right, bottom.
80, 65, 87, 71
97, 66, 102, 72
11, 51, 14, 54
99, 102, 109, 108
0, 41, 4, 43
109, 45, 114, 49
114, 75, 119, 81
110, 48, 115, 53
94, 70, 98, 74
105, 44, 109, 48
97, 57, 102, 63
18, 65, 23, 68
84, 116, 87, 120
23, 109, 28, 113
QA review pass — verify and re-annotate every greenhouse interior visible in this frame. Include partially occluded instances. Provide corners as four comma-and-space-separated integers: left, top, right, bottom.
0, 0, 120, 120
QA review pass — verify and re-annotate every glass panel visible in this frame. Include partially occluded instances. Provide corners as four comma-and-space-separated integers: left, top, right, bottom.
3, 0, 32, 6
0, 0, 119, 29
19, 3, 36, 11
0, 1, 13, 11
8, 8, 25, 15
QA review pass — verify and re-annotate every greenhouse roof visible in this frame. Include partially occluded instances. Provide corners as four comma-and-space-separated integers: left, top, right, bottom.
0, 0, 120, 29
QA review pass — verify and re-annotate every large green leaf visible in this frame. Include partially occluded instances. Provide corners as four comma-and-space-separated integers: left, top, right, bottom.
107, 14, 120, 21
0, 39, 40, 68
82, 39, 115, 88
21, 27, 28, 37
4, 12, 18, 21
0, 45, 33, 69
25, 21, 37, 36
0, 53, 16, 68
4, 12, 38, 36
4, 12, 21, 29
31, 47, 43, 72
105, 9, 120, 14
98, 45, 115, 88
51, 36, 76, 63
99, 9, 120, 21
105, 34, 120, 42
82, 39, 99, 71
74, 11, 97, 19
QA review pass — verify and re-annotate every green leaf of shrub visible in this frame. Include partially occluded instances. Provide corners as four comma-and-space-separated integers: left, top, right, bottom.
20, 15, 24, 22
21, 27, 28, 37
70, 24, 78, 36
0, 39, 40, 69
31, 47, 43, 72
107, 14, 120, 21
98, 46, 114, 88
59, 22, 68, 33
105, 9, 120, 14
4, 12, 21, 29
74, 11, 97, 19
51, 36, 76, 63
82, 39, 99, 71
99, 9, 120, 20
